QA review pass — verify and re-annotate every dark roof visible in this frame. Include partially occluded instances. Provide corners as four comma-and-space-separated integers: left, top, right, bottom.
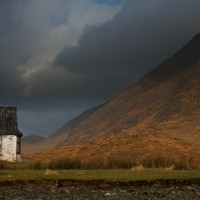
0, 107, 23, 137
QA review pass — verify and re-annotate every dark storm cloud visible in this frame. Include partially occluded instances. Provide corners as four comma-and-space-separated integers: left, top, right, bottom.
0, 2, 25, 98
54, 0, 200, 100
0, 0, 119, 98
2, 0, 200, 103
0, 0, 121, 135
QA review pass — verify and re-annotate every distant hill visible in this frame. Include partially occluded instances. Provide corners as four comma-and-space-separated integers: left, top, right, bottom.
23, 33, 200, 166
22, 135, 46, 144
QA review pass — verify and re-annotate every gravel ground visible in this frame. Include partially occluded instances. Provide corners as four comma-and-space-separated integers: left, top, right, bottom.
0, 183, 200, 200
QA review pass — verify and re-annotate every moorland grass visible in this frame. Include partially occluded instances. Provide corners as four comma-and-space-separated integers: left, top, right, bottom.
1, 169, 200, 182
1, 155, 200, 171
1, 157, 200, 184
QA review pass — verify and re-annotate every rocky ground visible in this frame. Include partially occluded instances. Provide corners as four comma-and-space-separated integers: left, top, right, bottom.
0, 183, 200, 200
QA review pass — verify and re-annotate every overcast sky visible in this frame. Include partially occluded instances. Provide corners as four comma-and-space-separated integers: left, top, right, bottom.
0, 0, 200, 136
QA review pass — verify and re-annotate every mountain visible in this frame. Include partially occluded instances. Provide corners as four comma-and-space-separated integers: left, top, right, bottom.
23, 33, 200, 166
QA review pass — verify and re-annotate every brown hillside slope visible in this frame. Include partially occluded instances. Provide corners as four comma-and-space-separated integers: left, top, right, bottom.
24, 34, 200, 164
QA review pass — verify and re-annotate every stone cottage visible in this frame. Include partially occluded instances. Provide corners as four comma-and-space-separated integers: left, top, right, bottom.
0, 107, 23, 162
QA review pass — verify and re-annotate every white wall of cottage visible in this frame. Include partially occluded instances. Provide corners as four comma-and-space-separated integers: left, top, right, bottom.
0, 135, 17, 162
